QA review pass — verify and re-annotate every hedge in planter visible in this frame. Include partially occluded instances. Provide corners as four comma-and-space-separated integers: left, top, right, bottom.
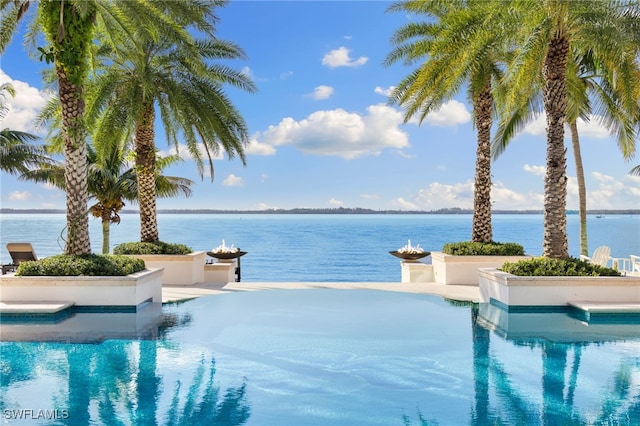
500, 257, 621, 277
113, 241, 192, 255
443, 241, 525, 256
16, 254, 146, 276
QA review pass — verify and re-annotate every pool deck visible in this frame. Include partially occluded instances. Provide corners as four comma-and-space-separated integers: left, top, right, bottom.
162, 281, 480, 303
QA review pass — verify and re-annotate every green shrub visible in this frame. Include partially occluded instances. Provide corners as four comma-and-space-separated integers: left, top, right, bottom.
15, 254, 146, 276
442, 241, 525, 256
500, 257, 621, 277
113, 241, 192, 255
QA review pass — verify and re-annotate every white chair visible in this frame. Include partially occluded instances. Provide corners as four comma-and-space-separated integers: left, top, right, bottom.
579, 246, 611, 267
629, 255, 640, 275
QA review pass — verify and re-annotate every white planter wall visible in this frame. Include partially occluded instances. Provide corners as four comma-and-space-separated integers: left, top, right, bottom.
129, 251, 206, 285
0, 268, 163, 307
479, 268, 640, 307
431, 252, 531, 286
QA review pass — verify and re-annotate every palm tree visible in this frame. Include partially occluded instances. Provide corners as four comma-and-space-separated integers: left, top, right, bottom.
0, 83, 52, 175
489, 0, 640, 258
385, 0, 506, 243
21, 142, 193, 254
0, 0, 220, 255
493, 49, 640, 257
86, 10, 256, 243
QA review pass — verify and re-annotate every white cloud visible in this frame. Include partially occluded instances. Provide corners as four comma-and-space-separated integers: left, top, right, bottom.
390, 197, 418, 210
308, 85, 334, 100
521, 114, 546, 136
592, 171, 615, 183
280, 71, 294, 79
491, 181, 543, 210
374, 86, 395, 97
521, 113, 612, 139
360, 193, 379, 200
418, 100, 471, 127
255, 202, 278, 210
8, 191, 31, 201
255, 103, 410, 159
0, 70, 51, 133
402, 171, 639, 211
329, 197, 343, 207
222, 174, 243, 187
240, 66, 254, 79
41, 202, 57, 208
260, 174, 269, 183
322, 47, 368, 68
42, 182, 59, 191
415, 181, 475, 210
245, 138, 276, 156
576, 117, 611, 139
523, 164, 546, 176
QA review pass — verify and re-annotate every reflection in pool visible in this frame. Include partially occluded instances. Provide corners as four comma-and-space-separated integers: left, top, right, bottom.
1, 289, 639, 425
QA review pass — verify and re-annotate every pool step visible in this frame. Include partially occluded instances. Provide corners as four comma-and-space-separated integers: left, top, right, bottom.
0, 301, 75, 314
569, 301, 640, 314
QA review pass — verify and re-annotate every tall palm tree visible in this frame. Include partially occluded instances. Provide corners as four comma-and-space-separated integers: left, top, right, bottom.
489, 0, 640, 258
87, 11, 256, 243
1, 0, 219, 255
385, 0, 506, 243
21, 142, 193, 254
0, 83, 52, 175
493, 49, 640, 257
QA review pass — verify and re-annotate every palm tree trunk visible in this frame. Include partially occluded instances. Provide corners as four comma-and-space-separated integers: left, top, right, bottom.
541, 35, 570, 259
569, 120, 588, 256
542, 343, 569, 424
471, 81, 493, 243
471, 306, 490, 424
101, 210, 111, 254
136, 102, 159, 242
57, 66, 91, 255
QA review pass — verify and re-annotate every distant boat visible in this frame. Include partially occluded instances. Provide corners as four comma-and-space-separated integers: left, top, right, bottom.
596, 215, 605, 218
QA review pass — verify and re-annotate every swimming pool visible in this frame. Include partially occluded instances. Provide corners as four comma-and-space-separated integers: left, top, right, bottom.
1, 289, 639, 425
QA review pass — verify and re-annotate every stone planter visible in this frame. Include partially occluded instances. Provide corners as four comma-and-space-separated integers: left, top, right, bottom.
431, 252, 531, 286
128, 251, 206, 285
0, 268, 163, 308
478, 267, 640, 308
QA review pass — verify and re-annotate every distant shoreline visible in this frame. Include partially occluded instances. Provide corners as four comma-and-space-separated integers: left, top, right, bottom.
2, 208, 639, 215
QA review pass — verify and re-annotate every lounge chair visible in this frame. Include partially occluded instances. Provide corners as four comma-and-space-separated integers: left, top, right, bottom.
579, 245, 611, 267
630, 255, 640, 274
2, 242, 38, 274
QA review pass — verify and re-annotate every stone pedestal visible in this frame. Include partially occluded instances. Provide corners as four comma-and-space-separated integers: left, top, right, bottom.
204, 261, 237, 283
400, 261, 434, 283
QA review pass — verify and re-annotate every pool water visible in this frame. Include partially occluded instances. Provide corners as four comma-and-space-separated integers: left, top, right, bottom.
1, 289, 639, 425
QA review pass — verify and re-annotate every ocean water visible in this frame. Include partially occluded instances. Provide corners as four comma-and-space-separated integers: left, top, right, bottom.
1, 213, 638, 282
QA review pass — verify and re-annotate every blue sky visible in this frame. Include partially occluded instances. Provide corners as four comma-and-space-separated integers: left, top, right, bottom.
1, 1, 639, 211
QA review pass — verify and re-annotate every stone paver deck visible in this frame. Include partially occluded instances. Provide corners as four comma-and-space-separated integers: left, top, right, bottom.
162, 281, 480, 303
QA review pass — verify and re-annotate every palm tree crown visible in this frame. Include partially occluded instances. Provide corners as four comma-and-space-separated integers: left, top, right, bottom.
491, 0, 640, 258
87, 9, 256, 242
385, 0, 507, 243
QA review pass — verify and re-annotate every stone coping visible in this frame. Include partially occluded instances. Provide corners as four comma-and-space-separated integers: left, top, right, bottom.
126, 251, 206, 262
0, 268, 161, 286
480, 268, 640, 286
0, 301, 74, 314
431, 252, 532, 263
